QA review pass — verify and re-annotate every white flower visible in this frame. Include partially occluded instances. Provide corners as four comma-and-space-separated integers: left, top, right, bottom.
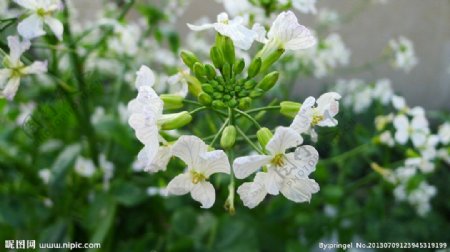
167, 136, 230, 208
438, 122, 450, 145
391, 95, 409, 112
1, 36, 47, 100
147, 187, 168, 197
14, 0, 64, 40
291, 0, 317, 14
74, 156, 96, 178
393, 114, 429, 147
99, 154, 114, 190
309, 33, 350, 78
372, 79, 393, 105
405, 157, 434, 174
15, 102, 36, 125
318, 8, 339, 27
389, 36, 418, 72
38, 168, 52, 184
407, 181, 436, 216
234, 127, 320, 208
290, 92, 341, 140
379, 131, 395, 147
265, 11, 316, 52
187, 12, 258, 50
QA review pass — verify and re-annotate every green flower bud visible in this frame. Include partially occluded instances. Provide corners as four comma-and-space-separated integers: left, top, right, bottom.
223, 37, 236, 65
238, 90, 249, 98
260, 48, 285, 73
280, 101, 301, 118
244, 80, 257, 90
237, 79, 245, 86
182, 72, 202, 97
233, 58, 245, 75
212, 100, 226, 109
213, 92, 223, 99
201, 84, 214, 94
180, 50, 200, 69
216, 76, 225, 86
234, 85, 242, 92
248, 57, 262, 78
198, 92, 213, 105
228, 98, 238, 108
210, 46, 224, 69
257, 71, 279, 91
160, 94, 184, 110
257, 127, 273, 149
215, 33, 226, 49
250, 88, 264, 98
193, 62, 206, 80
205, 64, 216, 79
238, 97, 252, 110
222, 63, 231, 81
217, 85, 224, 92
220, 125, 237, 149
223, 94, 231, 101
160, 111, 192, 130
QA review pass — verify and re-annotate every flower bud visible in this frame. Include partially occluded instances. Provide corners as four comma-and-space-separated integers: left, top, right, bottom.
238, 97, 252, 110
280, 101, 301, 118
193, 62, 206, 80
212, 100, 226, 109
223, 37, 235, 65
201, 83, 214, 94
244, 80, 257, 90
228, 98, 238, 108
222, 63, 231, 81
233, 58, 245, 75
247, 57, 262, 78
180, 50, 200, 69
183, 74, 202, 97
160, 94, 184, 110
260, 49, 284, 73
159, 111, 192, 130
221, 125, 237, 149
205, 64, 216, 79
198, 92, 213, 105
256, 71, 279, 91
250, 88, 264, 98
210, 46, 224, 69
257, 127, 273, 149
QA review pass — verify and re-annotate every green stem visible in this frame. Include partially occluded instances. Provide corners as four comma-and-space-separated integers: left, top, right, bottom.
245, 105, 281, 114
62, 0, 99, 165
189, 106, 207, 115
234, 108, 261, 129
235, 126, 263, 154
209, 119, 230, 147
183, 99, 203, 107
320, 142, 372, 165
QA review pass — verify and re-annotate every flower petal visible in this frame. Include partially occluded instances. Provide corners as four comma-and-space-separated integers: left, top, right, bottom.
1, 77, 21, 100
187, 23, 215, 31
167, 173, 193, 195
233, 154, 271, 179
7, 36, 31, 63
172, 135, 208, 169
17, 14, 45, 40
0, 69, 12, 89
266, 127, 303, 154
280, 177, 320, 203
290, 96, 315, 134
199, 150, 230, 177
237, 173, 268, 208
135, 65, 155, 89
128, 113, 159, 145
283, 145, 319, 178
22, 61, 48, 74
191, 181, 215, 208
44, 17, 63, 40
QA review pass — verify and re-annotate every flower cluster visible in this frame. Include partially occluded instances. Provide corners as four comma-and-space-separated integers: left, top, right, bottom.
126, 11, 342, 210
388, 36, 418, 72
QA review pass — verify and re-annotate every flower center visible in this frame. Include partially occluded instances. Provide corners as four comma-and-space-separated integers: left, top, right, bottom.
190, 170, 206, 184
311, 111, 324, 126
271, 153, 285, 167
37, 8, 49, 17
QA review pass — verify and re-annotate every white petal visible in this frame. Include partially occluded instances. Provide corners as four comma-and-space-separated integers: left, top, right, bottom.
0, 69, 12, 89
395, 130, 409, 145
214, 23, 256, 50
412, 132, 427, 148
137, 144, 164, 173
233, 154, 271, 179
128, 113, 159, 145
17, 14, 45, 40
252, 23, 267, 43
290, 96, 315, 133
266, 127, 303, 154
237, 173, 267, 208
127, 86, 163, 116
7, 36, 31, 63
411, 115, 428, 130
14, 0, 37, 9
187, 23, 215, 31
1, 77, 21, 100
264, 168, 282, 195
393, 115, 409, 131
280, 178, 320, 203
44, 17, 63, 40
135, 65, 155, 89
22, 61, 48, 74
198, 150, 230, 177
282, 145, 319, 178
167, 173, 193, 195
191, 181, 215, 208
150, 145, 172, 172
172, 135, 208, 169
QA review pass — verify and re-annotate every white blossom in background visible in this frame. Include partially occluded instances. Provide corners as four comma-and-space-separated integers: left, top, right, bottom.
0, 1, 8, 16
188, 12, 258, 50
74, 156, 96, 178
408, 181, 437, 216
1, 36, 47, 100
99, 154, 115, 190
372, 79, 394, 105
263, 11, 316, 54
38, 168, 52, 184
379, 131, 395, 147
15, 102, 36, 125
438, 122, 450, 145
147, 187, 168, 197
290, 92, 341, 141
317, 8, 340, 27
99, 19, 141, 56
393, 114, 429, 147
389, 36, 418, 72
289, 0, 317, 14
167, 136, 230, 208
234, 127, 320, 208
14, 0, 64, 40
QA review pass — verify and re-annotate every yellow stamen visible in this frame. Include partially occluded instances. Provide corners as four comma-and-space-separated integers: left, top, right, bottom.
271, 153, 285, 167
190, 170, 206, 184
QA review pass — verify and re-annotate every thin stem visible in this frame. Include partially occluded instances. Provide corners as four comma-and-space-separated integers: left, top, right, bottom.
234, 108, 261, 129
209, 119, 230, 147
320, 142, 372, 165
190, 106, 207, 115
183, 99, 203, 107
235, 126, 263, 154
245, 105, 281, 114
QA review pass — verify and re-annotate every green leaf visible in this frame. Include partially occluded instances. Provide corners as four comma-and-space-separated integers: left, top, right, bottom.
49, 144, 81, 194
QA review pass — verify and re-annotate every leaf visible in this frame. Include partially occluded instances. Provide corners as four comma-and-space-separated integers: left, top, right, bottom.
49, 144, 81, 194
111, 181, 146, 207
